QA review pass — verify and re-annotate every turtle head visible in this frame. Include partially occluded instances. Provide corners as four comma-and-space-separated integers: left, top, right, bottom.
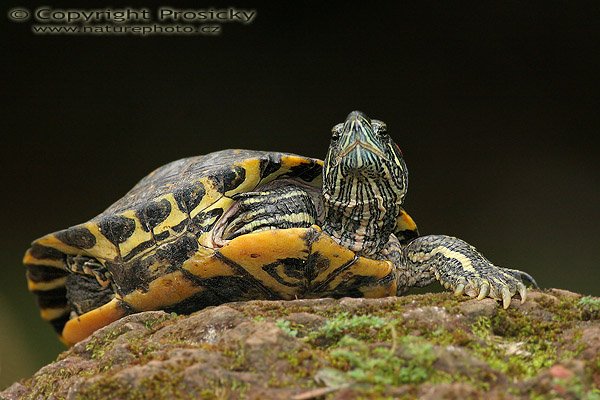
322, 111, 409, 255
323, 111, 408, 204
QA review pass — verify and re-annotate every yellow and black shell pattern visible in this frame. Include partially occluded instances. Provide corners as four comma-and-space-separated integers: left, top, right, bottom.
24, 149, 399, 345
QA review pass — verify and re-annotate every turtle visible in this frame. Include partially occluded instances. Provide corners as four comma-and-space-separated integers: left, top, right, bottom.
24, 111, 537, 345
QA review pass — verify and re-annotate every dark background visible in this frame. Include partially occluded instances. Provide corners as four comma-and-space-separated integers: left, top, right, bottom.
1, 0, 599, 388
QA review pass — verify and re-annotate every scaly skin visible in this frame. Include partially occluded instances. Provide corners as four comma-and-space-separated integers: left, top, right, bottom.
323, 111, 537, 308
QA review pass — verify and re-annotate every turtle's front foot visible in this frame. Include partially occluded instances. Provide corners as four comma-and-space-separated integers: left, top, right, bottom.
447, 267, 529, 309
404, 235, 537, 309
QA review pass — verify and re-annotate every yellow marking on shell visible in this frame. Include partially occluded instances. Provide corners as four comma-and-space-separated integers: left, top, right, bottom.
33, 221, 119, 261
22, 249, 64, 269
218, 228, 310, 297
27, 276, 67, 291
152, 194, 189, 238
225, 159, 262, 197
197, 210, 222, 229
350, 258, 394, 280
282, 155, 323, 169
146, 259, 171, 277
33, 233, 80, 256
323, 256, 395, 294
123, 271, 202, 311
262, 155, 324, 187
62, 297, 125, 346
189, 177, 223, 219
257, 168, 288, 186
308, 228, 356, 286
183, 246, 238, 279
82, 222, 119, 260
307, 228, 396, 294
272, 264, 303, 287
396, 209, 418, 232
40, 306, 69, 321
197, 231, 212, 247
117, 209, 154, 258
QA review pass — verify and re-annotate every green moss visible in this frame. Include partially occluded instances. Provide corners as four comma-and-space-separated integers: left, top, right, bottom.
275, 319, 299, 337
84, 328, 123, 360
279, 347, 325, 383
464, 302, 588, 379
307, 312, 386, 344
578, 296, 600, 309
469, 315, 556, 377
74, 350, 233, 400
322, 333, 436, 390
194, 379, 248, 400
471, 315, 492, 339
23, 367, 74, 400
143, 312, 178, 330
76, 372, 190, 400
221, 344, 248, 371
579, 296, 600, 320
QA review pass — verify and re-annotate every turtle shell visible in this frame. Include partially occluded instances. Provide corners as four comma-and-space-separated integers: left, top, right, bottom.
24, 149, 399, 345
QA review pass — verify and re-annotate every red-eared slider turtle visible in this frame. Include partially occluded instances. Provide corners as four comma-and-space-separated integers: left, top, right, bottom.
24, 111, 537, 345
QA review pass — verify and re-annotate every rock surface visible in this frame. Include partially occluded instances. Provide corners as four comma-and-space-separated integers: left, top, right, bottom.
2, 290, 599, 400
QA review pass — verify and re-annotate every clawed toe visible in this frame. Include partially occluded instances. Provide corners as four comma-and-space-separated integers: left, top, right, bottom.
449, 276, 527, 310
453, 282, 465, 296
477, 282, 490, 300
518, 283, 527, 303
501, 286, 512, 309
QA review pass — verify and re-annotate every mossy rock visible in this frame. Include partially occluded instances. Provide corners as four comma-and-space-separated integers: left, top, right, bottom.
2, 290, 599, 400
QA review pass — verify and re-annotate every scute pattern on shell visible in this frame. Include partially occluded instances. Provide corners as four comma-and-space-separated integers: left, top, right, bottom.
23, 149, 325, 342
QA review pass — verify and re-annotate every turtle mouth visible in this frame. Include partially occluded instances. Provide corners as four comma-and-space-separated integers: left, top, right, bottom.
331, 141, 390, 173
337, 141, 388, 161
332, 112, 389, 165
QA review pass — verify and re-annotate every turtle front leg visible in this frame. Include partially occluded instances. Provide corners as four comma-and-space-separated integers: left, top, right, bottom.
401, 235, 537, 308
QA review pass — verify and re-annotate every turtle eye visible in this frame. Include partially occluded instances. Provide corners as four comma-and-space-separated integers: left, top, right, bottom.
331, 123, 343, 141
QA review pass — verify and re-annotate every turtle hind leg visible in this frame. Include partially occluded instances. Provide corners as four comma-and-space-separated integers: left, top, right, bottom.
66, 255, 113, 289
61, 257, 127, 346
25, 243, 120, 342
402, 235, 536, 308
64, 254, 117, 315
62, 264, 128, 346
65, 273, 115, 316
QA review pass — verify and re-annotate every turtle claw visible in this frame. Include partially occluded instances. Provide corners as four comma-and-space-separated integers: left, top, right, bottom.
453, 283, 465, 296
477, 282, 490, 300
444, 272, 527, 309
501, 287, 512, 309
518, 283, 527, 304
440, 270, 531, 309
